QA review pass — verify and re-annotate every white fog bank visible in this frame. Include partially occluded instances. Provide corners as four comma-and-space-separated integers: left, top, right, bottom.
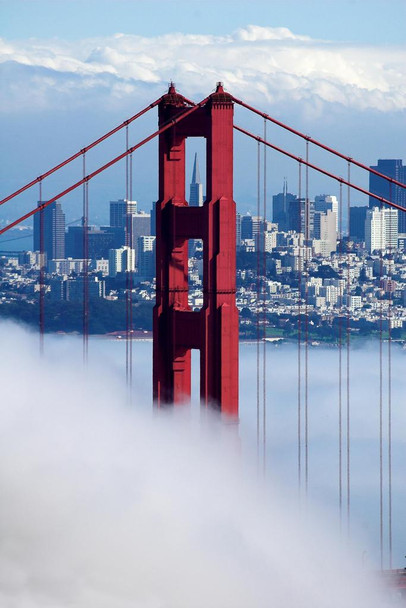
0, 322, 395, 607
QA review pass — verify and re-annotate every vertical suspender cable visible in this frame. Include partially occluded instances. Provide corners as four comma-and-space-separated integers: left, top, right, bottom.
129, 146, 134, 395
379, 199, 384, 570
297, 161, 302, 495
82, 152, 89, 364
346, 164, 351, 536
85, 182, 89, 361
125, 126, 129, 383
125, 124, 132, 396
338, 181, 343, 529
256, 138, 261, 467
39, 179, 44, 355
304, 140, 309, 496
262, 118, 267, 475
388, 185, 393, 569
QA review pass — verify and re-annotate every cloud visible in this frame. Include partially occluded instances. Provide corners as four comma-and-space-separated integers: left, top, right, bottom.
0, 320, 398, 606
0, 27, 405, 114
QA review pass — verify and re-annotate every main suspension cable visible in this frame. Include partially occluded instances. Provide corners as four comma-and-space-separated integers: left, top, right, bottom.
231, 96, 406, 192
0, 97, 165, 207
0, 98, 210, 236
232, 126, 405, 214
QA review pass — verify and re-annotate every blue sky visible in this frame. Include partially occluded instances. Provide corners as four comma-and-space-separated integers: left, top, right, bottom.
0, 0, 405, 225
1, 0, 406, 44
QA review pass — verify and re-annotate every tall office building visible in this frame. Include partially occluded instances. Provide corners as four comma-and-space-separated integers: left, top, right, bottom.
129, 212, 151, 249
252, 215, 265, 250
365, 207, 399, 253
384, 208, 399, 250
241, 214, 253, 240
314, 195, 339, 231
66, 225, 124, 259
286, 197, 314, 238
240, 214, 265, 251
262, 224, 277, 253
349, 206, 368, 242
313, 210, 337, 255
33, 200, 65, 262
137, 236, 156, 280
189, 153, 203, 207
236, 213, 242, 248
110, 199, 137, 228
150, 201, 157, 236
365, 208, 384, 253
369, 159, 406, 233
272, 180, 297, 231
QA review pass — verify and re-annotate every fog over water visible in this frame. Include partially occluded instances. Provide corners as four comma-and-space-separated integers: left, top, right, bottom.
0, 321, 404, 607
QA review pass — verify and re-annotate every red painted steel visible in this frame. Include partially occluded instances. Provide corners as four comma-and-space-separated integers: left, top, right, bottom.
153, 83, 239, 416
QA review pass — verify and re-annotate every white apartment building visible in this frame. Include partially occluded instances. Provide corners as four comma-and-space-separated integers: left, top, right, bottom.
313, 209, 337, 256
365, 207, 399, 253
346, 295, 362, 311
263, 229, 277, 252
94, 258, 109, 275
109, 246, 135, 277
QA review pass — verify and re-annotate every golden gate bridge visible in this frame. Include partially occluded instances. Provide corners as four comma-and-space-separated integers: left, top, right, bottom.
0, 82, 405, 597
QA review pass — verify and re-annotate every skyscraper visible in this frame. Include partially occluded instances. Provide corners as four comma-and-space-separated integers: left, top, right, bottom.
369, 159, 406, 233
286, 197, 314, 238
365, 207, 399, 253
241, 214, 253, 240
66, 225, 124, 259
189, 153, 203, 207
313, 210, 337, 255
384, 208, 399, 250
251, 215, 265, 250
137, 236, 156, 279
349, 206, 368, 242
236, 213, 242, 248
109, 199, 137, 228
272, 179, 297, 231
314, 195, 339, 231
129, 212, 151, 249
33, 200, 65, 262
150, 201, 157, 236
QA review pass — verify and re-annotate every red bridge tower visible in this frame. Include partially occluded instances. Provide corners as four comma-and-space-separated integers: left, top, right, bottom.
153, 83, 239, 416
